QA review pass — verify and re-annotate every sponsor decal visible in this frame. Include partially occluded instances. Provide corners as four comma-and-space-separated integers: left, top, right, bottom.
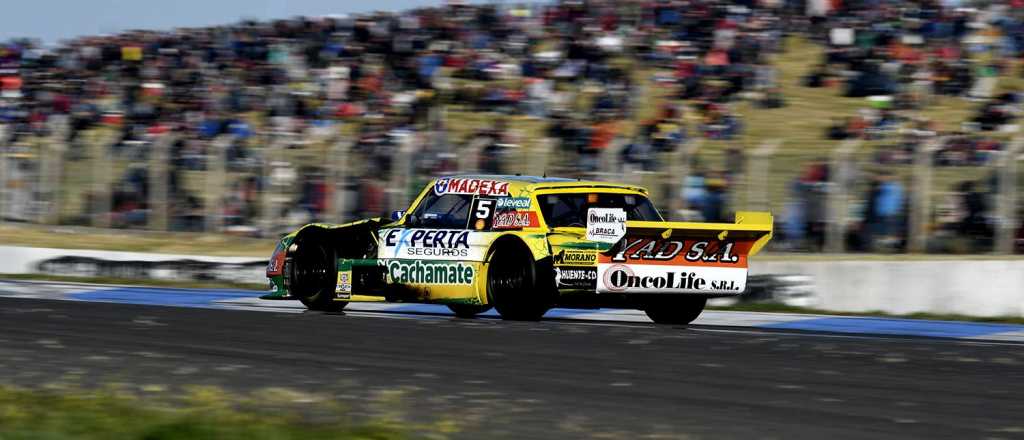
433, 178, 510, 196
473, 197, 537, 230
552, 249, 597, 266
496, 197, 531, 209
597, 264, 747, 294
684, 240, 739, 263
554, 267, 598, 289
586, 208, 627, 243
604, 239, 743, 265
266, 242, 286, 276
335, 260, 353, 298
492, 211, 539, 229
381, 229, 472, 259
380, 228, 491, 261
602, 264, 634, 291
336, 270, 352, 298
471, 198, 496, 230
383, 260, 475, 285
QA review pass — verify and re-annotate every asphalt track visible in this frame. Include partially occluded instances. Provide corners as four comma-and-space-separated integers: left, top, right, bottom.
3, 295, 1024, 439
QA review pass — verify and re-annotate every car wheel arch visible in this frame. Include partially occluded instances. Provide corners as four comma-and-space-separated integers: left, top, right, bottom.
483, 234, 556, 314
286, 221, 382, 311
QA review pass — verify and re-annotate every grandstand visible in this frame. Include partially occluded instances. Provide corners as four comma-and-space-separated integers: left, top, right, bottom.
1, 0, 1023, 255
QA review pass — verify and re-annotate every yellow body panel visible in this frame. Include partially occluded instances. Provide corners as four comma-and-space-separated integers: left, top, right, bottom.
378, 178, 654, 304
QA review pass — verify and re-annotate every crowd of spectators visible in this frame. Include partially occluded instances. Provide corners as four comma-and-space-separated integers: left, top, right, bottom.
0, 0, 792, 228
775, 0, 1024, 252
1, 0, 1024, 252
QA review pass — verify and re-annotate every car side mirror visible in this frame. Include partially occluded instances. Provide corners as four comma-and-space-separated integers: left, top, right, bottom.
390, 210, 406, 221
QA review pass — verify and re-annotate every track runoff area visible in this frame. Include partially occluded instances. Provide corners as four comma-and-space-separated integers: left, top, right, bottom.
1, 279, 1022, 342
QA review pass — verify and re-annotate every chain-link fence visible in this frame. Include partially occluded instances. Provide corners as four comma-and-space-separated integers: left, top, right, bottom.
1, 115, 1021, 255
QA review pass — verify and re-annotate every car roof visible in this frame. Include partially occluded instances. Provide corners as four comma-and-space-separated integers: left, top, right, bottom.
437, 174, 649, 194
444, 174, 574, 184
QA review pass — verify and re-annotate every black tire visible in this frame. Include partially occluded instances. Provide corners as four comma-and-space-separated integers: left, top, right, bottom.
447, 304, 493, 318
643, 297, 707, 325
290, 237, 347, 312
486, 242, 548, 321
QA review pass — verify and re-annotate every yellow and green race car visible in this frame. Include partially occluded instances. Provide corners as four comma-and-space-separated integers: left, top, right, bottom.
264, 175, 772, 324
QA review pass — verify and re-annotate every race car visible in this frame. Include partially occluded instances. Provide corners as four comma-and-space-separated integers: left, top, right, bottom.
263, 175, 772, 324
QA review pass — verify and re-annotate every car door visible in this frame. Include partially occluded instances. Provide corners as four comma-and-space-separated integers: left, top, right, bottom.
377, 192, 488, 301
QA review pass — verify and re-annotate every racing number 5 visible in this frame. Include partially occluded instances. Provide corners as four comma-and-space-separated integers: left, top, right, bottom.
472, 198, 496, 230
476, 199, 494, 219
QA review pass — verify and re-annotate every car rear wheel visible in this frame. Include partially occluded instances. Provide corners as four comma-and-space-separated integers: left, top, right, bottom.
643, 297, 707, 325
447, 304, 492, 318
290, 239, 347, 312
487, 242, 548, 321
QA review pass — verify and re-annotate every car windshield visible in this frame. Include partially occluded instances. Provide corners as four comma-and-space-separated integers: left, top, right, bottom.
407, 193, 472, 229
537, 193, 663, 227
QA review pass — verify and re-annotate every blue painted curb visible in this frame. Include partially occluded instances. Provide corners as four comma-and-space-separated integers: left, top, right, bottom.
20, 284, 1020, 342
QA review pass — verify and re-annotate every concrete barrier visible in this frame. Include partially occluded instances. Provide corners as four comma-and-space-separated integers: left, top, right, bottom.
752, 260, 1024, 318
0, 245, 1021, 318
0, 246, 265, 285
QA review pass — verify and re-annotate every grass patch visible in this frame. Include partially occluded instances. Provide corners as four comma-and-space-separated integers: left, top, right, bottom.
711, 302, 1024, 325
0, 384, 415, 440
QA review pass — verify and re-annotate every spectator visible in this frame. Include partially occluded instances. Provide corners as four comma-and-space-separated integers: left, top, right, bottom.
871, 172, 905, 252
0, 0, 1016, 257
702, 175, 729, 222
957, 180, 993, 252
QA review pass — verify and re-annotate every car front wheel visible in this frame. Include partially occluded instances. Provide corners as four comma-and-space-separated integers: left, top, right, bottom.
290, 239, 347, 312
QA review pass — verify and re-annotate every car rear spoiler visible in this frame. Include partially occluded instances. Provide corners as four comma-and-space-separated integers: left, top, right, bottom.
595, 211, 773, 295
623, 211, 774, 257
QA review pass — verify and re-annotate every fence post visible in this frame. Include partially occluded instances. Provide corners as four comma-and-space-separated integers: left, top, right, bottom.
460, 136, 489, 174
745, 139, 782, 211
327, 133, 353, 223
600, 136, 624, 175
36, 131, 51, 224
260, 131, 278, 237
668, 138, 702, 220
0, 124, 6, 225
996, 137, 1024, 254
91, 128, 117, 229
908, 136, 939, 253
388, 133, 416, 214
529, 137, 554, 177
205, 135, 232, 233
42, 115, 69, 225
148, 133, 172, 231
825, 139, 862, 253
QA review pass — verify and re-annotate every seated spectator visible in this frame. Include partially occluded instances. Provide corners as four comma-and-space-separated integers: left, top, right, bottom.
956, 180, 994, 252
826, 117, 851, 140
972, 101, 1017, 131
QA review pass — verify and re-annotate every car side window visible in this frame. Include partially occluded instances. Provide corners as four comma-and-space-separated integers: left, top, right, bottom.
408, 193, 472, 229
538, 193, 663, 227
540, 195, 585, 227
